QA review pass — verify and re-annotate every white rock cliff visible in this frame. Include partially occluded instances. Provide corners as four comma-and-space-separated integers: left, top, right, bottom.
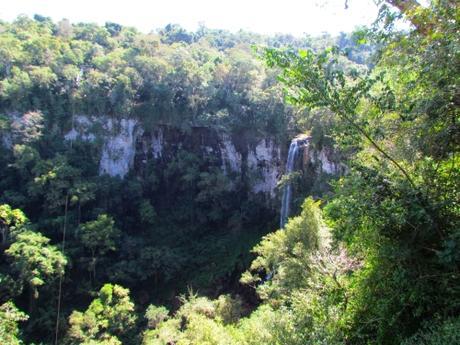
63, 116, 340, 197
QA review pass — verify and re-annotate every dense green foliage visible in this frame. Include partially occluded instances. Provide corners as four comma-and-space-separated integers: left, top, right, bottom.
67, 284, 137, 344
256, 1, 458, 343
0, 0, 458, 344
0, 13, 366, 343
0, 15, 302, 133
0, 301, 28, 345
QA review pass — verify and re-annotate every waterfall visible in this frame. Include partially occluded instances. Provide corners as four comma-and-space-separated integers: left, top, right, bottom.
280, 136, 309, 228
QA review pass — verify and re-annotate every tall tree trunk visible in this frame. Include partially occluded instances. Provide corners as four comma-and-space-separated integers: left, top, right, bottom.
78, 202, 81, 226
0, 227, 7, 247
29, 285, 38, 316
91, 251, 97, 282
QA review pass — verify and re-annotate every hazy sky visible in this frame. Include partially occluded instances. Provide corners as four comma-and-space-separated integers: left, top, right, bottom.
0, 0, 379, 36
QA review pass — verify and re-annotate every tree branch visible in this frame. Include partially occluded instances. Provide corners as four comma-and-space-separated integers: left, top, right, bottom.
385, 0, 431, 35
333, 106, 417, 188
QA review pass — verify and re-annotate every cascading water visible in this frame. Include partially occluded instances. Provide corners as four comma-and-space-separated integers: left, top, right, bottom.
280, 136, 309, 228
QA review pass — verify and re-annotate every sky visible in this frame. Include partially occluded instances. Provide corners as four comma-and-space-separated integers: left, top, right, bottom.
0, 0, 380, 36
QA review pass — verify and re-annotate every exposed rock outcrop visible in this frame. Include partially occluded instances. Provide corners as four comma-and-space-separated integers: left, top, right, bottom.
64, 116, 284, 196
65, 115, 140, 178
301, 143, 344, 176
0, 114, 347, 201
99, 118, 139, 177
248, 139, 282, 196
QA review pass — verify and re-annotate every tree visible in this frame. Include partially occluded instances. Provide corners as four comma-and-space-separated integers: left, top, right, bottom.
79, 214, 120, 280
105, 22, 122, 37
0, 301, 28, 345
5, 231, 67, 313
261, 1, 459, 342
144, 305, 169, 329
241, 198, 325, 301
56, 18, 73, 39
69, 180, 96, 225
1, 67, 32, 110
0, 33, 23, 78
29, 154, 82, 214
159, 24, 193, 44
67, 284, 136, 344
138, 199, 156, 227
0, 204, 28, 246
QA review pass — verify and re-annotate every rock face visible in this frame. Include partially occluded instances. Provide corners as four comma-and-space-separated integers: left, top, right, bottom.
136, 126, 284, 197
64, 115, 96, 142
64, 115, 140, 178
99, 118, 139, 177
220, 134, 242, 174
1, 113, 342, 200
248, 139, 281, 196
64, 116, 284, 196
301, 143, 344, 176
59, 116, 344, 200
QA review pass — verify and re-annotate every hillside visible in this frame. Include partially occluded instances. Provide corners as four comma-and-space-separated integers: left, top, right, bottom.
0, 1, 459, 344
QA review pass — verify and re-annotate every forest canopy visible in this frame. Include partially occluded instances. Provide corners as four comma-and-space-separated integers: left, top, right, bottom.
0, 0, 459, 344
